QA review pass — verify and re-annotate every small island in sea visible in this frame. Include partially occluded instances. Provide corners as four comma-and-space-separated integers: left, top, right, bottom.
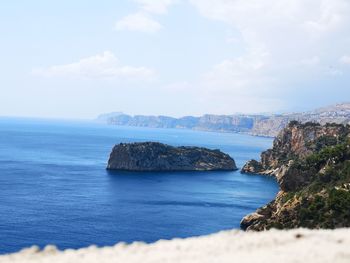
107, 142, 237, 171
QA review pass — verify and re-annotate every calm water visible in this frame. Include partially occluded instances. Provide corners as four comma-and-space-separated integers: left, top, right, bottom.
0, 118, 278, 254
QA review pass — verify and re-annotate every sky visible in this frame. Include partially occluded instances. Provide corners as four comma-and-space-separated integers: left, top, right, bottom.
0, 0, 350, 119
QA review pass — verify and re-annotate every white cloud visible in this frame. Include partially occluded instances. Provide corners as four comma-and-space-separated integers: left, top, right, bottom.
133, 0, 177, 14
301, 56, 320, 66
226, 36, 240, 44
164, 48, 284, 114
115, 0, 177, 33
164, 81, 192, 91
32, 51, 156, 80
340, 55, 350, 64
201, 49, 270, 94
189, 0, 350, 57
115, 12, 162, 33
187, 0, 350, 110
196, 48, 282, 111
326, 67, 343, 76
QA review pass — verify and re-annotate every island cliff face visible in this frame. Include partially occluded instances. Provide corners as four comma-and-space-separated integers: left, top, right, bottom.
107, 142, 237, 171
241, 122, 350, 230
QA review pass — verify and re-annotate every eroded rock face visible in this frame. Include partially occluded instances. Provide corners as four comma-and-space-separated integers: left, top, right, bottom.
107, 142, 237, 172
240, 122, 350, 231
241, 160, 264, 174
242, 122, 349, 187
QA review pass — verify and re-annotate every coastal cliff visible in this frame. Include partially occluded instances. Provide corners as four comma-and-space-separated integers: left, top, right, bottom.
241, 122, 350, 230
107, 142, 237, 171
97, 103, 350, 137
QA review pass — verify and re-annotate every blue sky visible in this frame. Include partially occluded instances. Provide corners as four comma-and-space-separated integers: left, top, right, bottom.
0, 0, 350, 119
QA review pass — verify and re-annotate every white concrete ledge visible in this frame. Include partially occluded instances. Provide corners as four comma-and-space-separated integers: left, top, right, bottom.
1, 228, 350, 263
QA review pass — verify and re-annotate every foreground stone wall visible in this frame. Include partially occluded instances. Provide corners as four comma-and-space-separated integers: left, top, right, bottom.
1, 229, 350, 263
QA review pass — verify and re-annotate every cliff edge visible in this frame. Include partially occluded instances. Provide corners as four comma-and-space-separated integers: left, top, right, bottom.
241, 121, 350, 230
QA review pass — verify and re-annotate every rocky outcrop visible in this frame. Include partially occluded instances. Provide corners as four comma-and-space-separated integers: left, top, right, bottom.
97, 103, 350, 137
242, 122, 350, 187
241, 122, 350, 231
241, 160, 264, 174
107, 142, 237, 172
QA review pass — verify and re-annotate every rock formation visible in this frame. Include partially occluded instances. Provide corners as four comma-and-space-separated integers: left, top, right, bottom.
107, 142, 237, 171
241, 121, 350, 230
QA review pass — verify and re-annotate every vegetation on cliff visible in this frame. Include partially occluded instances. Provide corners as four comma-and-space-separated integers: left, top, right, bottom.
283, 141, 350, 229
241, 122, 350, 230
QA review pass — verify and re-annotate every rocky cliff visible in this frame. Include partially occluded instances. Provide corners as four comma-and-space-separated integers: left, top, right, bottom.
107, 142, 237, 171
241, 122, 350, 230
97, 103, 350, 137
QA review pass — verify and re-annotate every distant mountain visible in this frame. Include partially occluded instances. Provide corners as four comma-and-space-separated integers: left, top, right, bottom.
96, 103, 350, 137
95, 112, 124, 123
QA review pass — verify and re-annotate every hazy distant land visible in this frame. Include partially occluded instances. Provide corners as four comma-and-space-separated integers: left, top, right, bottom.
97, 103, 350, 137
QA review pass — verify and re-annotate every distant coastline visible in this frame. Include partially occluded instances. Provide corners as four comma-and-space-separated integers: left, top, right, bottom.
97, 103, 350, 137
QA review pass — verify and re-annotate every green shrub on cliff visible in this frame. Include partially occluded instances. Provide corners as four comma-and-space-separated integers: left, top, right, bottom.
298, 188, 350, 228
279, 141, 350, 228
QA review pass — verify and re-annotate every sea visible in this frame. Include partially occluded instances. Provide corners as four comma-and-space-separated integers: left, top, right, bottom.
0, 117, 278, 254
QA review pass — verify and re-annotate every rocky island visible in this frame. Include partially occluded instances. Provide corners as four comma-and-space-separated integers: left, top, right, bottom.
241, 121, 350, 230
107, 142, 237, 171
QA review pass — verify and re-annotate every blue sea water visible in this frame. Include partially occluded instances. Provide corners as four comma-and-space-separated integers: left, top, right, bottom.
0, 118, 278, 254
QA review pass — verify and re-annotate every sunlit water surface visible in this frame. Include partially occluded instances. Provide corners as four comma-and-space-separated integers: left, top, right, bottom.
0, 118, 278, 253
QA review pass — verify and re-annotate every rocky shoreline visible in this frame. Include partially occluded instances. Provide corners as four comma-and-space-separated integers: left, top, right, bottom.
240, 121, 350, 230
